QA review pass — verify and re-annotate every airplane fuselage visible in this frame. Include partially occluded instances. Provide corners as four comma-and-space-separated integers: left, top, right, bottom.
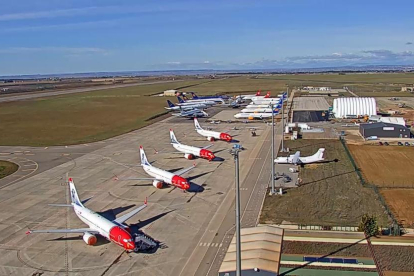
143, 164, 189, 190
172, 143, 215, 161
73, 204, 135, 250
234, 113, 273, 119
196, 129, 232, 142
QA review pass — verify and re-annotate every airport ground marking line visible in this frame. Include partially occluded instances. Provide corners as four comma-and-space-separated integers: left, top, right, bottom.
205, 127, 272, 276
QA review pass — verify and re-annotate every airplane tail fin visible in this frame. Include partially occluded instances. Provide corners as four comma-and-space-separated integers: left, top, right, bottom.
139, 146, 151, 166
194, 118, 203, 130
191, 92, 199, 99
68, 178, 83, 207
313, 148, 325, 160
169, 129, 180, 144
256, 90, 261, 96
167, 100, 175, 108
264, 91, 271, 98
177, 96, 185, 103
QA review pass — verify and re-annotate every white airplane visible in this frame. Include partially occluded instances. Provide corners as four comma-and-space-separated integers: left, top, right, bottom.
241, 104, 282, 113
170, 129, 215, 161
234, 112, 277, 119
252, 92, 287, 104
172, 108, 208, 118
240, 90, 261, 100
194, 118, 232, 142
274, 148, 325, 165
250, 91, 271, 101
120, 146, 194, 191
190, 92, 225, 103
246, 103, 276, 108
165, 100, 207, 111
178, 96, 215, 106
26, 178, 153, 252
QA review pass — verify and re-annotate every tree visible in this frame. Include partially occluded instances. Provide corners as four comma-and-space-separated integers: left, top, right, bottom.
358, 214, 380, 237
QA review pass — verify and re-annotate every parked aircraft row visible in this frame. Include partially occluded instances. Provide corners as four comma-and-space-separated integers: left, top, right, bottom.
234, 92, 287, 120
26, 118, 233, 253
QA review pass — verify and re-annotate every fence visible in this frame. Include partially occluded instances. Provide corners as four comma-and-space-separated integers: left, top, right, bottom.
339, 137, 401, 236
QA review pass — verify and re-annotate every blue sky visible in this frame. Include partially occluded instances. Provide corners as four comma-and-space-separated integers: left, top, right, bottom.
1, 0, 414, 75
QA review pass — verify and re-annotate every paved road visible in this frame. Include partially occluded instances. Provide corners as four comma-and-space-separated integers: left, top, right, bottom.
0, 80, 182, 103
174, 122, 283, 276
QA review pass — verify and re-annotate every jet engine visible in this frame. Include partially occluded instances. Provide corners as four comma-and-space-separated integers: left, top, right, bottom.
152, 180, 163, 189
184, 153, 194, 160
83, 232, 97, 245
207, 137, 215, 142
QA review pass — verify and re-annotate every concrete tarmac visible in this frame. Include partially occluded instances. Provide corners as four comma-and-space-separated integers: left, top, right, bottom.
0, 111, 273, 276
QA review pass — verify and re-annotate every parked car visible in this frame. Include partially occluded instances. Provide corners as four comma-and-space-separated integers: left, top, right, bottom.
398, 142, 403, 146
405, 142, 410, 146
384, 142, 389, 146
378, 142, 383, 146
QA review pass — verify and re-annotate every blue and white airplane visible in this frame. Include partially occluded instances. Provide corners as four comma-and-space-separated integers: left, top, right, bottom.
177, 96, 215, 106
165, 100, 207, 111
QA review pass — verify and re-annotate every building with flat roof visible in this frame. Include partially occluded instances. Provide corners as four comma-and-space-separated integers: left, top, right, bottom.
218, 226, 284, 276
292, 97, 330, 122
359, 122, 410, 139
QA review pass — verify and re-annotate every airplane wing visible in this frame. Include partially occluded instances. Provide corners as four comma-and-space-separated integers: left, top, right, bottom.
202, 144, 214, 150
174, 164, 196, 176
292, 151, 300, 164
27, 228, 99, 234
116, 177, 162, 181
113, 199, 147, 225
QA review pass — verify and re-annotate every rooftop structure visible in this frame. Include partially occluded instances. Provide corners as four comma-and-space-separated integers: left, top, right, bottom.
218, 226, 284, 276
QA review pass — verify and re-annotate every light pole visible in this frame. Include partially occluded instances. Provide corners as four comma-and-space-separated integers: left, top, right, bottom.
270, 103, 276, 195
230, 147, 241, 276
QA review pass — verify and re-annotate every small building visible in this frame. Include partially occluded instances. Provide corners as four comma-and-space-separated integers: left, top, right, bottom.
163, 89, 178, 96
359, 122, 410, 139
218, 226, 284, 276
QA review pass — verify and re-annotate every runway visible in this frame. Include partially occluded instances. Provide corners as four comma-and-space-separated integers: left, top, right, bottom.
0, 111, 275, 276
0, 80, 181, 103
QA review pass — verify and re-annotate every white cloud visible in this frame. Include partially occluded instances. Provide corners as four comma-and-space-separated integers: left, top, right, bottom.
0, 47, 108, 55
155, 49, 414, 70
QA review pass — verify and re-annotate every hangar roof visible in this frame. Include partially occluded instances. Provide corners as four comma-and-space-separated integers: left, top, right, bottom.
292, 97, 330, 111
218, 226, 284, 274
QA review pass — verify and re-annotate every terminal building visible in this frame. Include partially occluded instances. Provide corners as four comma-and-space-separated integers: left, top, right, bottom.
359, 122, 411, 139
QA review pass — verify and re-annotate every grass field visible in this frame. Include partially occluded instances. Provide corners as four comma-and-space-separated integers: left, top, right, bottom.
258, 73, 414, 96
0, 80, 208, 146
0, 160, 18, 179
0, 74, 412, 146
260, 139, 389, 226
348, 145, 414, 187
381, 189, 414, 228
180, 76, 288, 95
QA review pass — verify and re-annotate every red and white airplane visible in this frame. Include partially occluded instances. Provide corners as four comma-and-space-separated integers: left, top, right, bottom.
26, 178, 151, 252
121, 146, 194, 190
241, 90, 265, 100
170, 129, 215, 161
194, 118, 232, 142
